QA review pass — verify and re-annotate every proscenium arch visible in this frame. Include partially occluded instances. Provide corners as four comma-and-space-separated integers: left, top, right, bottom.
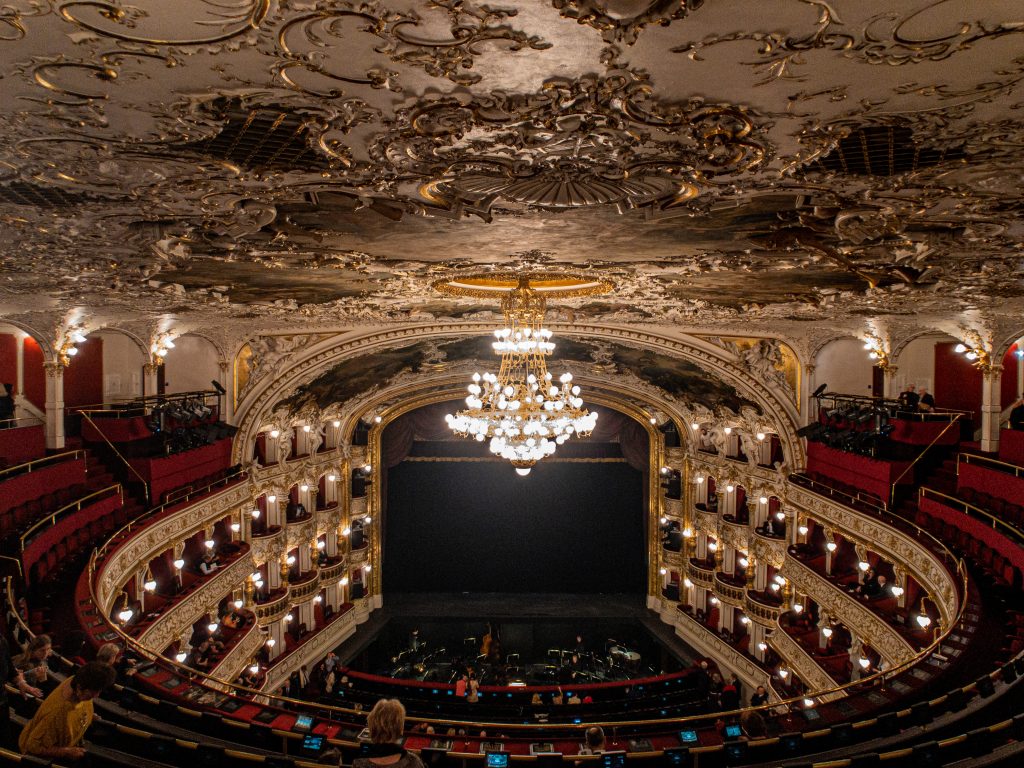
232, 324, 805, 468
364, 386, 665, 600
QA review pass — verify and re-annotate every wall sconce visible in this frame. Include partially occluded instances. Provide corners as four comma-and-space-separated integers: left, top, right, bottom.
709, 596, 719, 605
725, 484, 735, 493
284, 613, 293, 623
683, 578, 693, 588
363, 564, 372, 572
862, 334, 890, 368
723, 427, 732, 435
150, 332, 176, 366
233, 599, 243, 609
690, 422, 701, 430
757, 642, 768, 652
363, 515, 372, 524
858, 656, 871, 670
300, 484, 309, 492
339, 576, 349, 586
117, 594, 133, 624
270, 429, 280, 439
332, 420, 341, 428
267, 494, 277, 504
173, 558, 185, 570
858, 560, 870, 571
342, 526, 351, 536
57, 325, 89, 366
778, 668, 789, 679
822, 627, 833, 638
204, 539, 215, 549
891, 586, 905, 598
266, 637, 276, 647
286, 555, 296, 565
328, 474, 337, 482
316, 540, 326, 550
302, 425, 311, 433
175, 651, 188, 663
826, 541, 837, 552
251, 508, 261, 518
231, 522, 241, 533
143, 577, 157, 592
659, 567, 667, 575
954, 340, 992, 369
756, 432, 766, 441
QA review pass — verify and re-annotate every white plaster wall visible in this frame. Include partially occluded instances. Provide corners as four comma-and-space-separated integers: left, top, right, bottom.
164, 335, 219, 394
98, 331, 144, 400
896, 335, 945, 393
815, 338, 874, 396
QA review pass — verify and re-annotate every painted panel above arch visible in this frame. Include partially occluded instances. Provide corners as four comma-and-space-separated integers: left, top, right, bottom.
276, 335, 762, 419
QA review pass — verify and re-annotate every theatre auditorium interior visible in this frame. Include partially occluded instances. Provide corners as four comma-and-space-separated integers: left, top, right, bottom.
7, 2, 1024, 767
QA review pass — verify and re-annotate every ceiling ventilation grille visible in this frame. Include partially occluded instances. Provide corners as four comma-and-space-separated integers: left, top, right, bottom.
187, 106, 329, 172
812, 126, 964, 176
0, 182, 109, 208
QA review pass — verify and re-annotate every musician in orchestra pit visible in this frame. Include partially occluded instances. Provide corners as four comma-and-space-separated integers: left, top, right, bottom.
454, 674, 467, 698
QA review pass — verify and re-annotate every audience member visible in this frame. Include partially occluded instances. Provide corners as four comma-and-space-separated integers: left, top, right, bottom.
199, 550, 220, 575
578, 725, 606, 756
750, 685, 769, 706
917, 387, 935, 412
466, 672, 479, 703
14, 635, 52, 686
352, 698, 425, 768
1, 634, 43, 747
0, 383, 14, 427
898, 384, 920, 411
18, 661, 116, 761
1011, 397, 1024, 431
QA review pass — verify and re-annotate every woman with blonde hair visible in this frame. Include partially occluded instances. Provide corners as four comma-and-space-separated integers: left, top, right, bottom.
352, 698, 424, 768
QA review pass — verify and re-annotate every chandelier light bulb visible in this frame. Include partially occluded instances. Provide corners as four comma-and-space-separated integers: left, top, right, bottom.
659, 567, 667, 575
173, 558, 185, 569
793, 603, 803, 613
826, 542, 837, 552
286, 555, 296, 565
778, 668, 789, 679
759, 496, 769, 504
756, 432, 765, 441
954, 343, 967, 353
300, 484, 309, 492
208, 622, 218, 633
333, 420, 341, 428
144, 579, 156, 592
725, 484, 734, 493
710, 596, 719, 605
803, 698, 814, 708
249, 664, 259, 675
775, 511, 785, 521
891, 586, 905, 597
798, 525, 809, 536
328, 474, 336, 482
231, 522, 240, 532
342, 527, 351, 536
67, 347, 79, 357
175, 652, 188, 663
757, 642, 767, 652
118, 607, 133, 623
683, 578, 693, 588
316, 540, 325, 549
284, 614, 293, 622
707, 541, 718, 552
251, 509, 261, 518
374, 415, 382, 423
691, 422, 700, 430
515, 467, 531, 476
270, 430, 280, 439
695, 475, 704, 484
739, 557, 749, 568
266, 638, 276, 647
858, 561, 870, 571
340, 576, 349, 586
363, 564, 372, 572
916, 614, 932, 629
314, 595, 322, 603
303, 425, 310, 433
660, 516, 668, 525
740, 616, 750, 625
205, 539, 215, 549
723, 426, 732, 434
364, 515, 372, 523
268, 495, 276, 503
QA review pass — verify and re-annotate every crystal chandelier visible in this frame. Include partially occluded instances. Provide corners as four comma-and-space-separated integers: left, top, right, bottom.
437, 274, 611, 475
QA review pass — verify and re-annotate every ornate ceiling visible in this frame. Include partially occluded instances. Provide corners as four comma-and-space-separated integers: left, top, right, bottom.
1, 1, 1023, 357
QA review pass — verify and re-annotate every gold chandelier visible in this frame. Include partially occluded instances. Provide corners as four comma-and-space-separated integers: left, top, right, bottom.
434, 272, 614, 475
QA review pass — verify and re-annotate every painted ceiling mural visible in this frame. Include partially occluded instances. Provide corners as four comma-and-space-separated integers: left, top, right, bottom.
0, 1, 1023, 354
275, 336, 761, 416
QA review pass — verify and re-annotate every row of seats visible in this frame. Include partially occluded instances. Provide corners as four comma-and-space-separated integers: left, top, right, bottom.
958, 486, 1024, 530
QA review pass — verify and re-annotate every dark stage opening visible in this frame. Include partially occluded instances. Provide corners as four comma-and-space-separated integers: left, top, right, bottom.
383, 458, 646, 594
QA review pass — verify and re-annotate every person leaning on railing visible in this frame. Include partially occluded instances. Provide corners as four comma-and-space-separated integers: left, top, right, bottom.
18, 661, 115, 761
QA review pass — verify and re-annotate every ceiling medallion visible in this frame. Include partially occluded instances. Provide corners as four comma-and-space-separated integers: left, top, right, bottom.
434, 272, 614, 475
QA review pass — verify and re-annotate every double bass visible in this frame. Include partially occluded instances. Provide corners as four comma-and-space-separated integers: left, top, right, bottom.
480, 623, 501, 660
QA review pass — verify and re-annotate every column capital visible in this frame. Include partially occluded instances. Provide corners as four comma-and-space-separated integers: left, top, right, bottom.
43, 361, 64, 378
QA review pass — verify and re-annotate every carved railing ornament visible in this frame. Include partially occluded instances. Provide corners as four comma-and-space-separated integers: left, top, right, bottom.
768, 625, 844, 700
780, 558, 916, 667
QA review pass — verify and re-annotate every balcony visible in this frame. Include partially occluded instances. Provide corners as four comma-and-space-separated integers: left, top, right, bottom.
687, 558, 715, 588
713, 572, 746, 606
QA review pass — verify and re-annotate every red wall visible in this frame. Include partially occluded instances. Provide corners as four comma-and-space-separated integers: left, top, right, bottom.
0, 334, 17, 393
934, 342, 982, 426
1003, 344, 1020, 409
63, 336, 104, 408
22, 337, 45, 411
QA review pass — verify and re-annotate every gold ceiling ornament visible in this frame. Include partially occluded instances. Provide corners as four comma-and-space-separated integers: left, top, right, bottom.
56, 323, 89, 367
434, 272, 613, 476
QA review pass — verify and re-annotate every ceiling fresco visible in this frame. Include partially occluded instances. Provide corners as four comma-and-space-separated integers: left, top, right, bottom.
0, 1, 1023, 357
275, 335, 760, 417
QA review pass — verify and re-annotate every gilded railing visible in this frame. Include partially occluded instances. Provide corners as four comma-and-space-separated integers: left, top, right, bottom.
744, 592, 782, 625
786, 483, 960, 626
713, 572, 745, 606
780, 557, 916, 667
254, 590, 292, 624
136, 553, 255, 652
768, 624, 843, 700
686, 558, 715, 588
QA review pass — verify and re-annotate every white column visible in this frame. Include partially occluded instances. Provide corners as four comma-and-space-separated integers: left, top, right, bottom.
143, 362, 158, 400
750, 624, 767, 662
981, 368, 1002, 453
298, 600, 314, 632
299, 543, 312, 574
43, 362, 65, 450
15, 337, 25, 414
218, 361, 233, 424
267, 622, 284, 661
267, 494, 281, 528
805, 364, 817, 425
326, 531, 338, 558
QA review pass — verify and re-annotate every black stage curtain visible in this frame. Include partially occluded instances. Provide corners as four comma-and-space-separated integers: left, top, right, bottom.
383, 460, 645, 593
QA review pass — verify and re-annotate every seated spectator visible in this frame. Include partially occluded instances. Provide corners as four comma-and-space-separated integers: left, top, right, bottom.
1011, 397, 1024, 431
18, 661, 116, 761
578, 725, 606, 756
14, 635, 52, 687
740, 710, 768, 740
897, 384, 920, 412
917, 387, 934, 412
221, 608, 245, 629
199, 550, 220, 575
353, 698, 425, 768
750, 685, 769, 706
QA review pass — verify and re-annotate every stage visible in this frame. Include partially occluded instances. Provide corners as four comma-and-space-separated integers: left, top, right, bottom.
332, 593, 699, 682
